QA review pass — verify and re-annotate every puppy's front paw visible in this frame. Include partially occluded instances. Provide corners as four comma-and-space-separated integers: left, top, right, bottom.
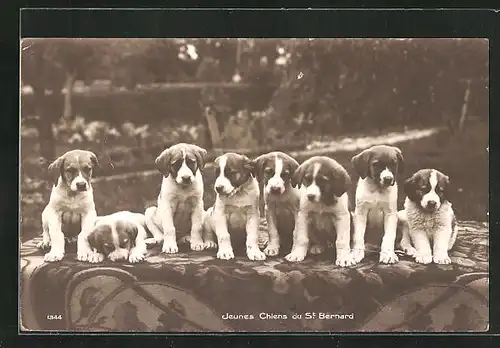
309, 245, 324, 255
87, 252, 105, 263
379, 251, 399, 264
285, 250, 306, 263
264, 243, 280, 256
217, 247, 234, 260
403, 246, 418, 257
352, 248, 365, 264
415, 253, 433, 264
335, 252, 354, 267
162, 241, 179, 254
203, 241, 218, 250
44, 251, 64, 263
190, 239, 205, 251
37, 240, 51, 250
145, 237, 163, 246
247, 247, 266, 261
129, 250, 146, 264
433, 253, 451, 265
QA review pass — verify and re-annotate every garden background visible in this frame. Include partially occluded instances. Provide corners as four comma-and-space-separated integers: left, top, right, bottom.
20, 38, 488, 243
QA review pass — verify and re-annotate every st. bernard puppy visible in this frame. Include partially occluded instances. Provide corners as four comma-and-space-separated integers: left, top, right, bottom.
399, 169, 458, 264
202, 152, 264, 261
351, 145, 404, 264
252, 151, 300, 256
144, 143, 207, 254
85, 211, 149, 263
285, 156, 353, 267
38, 150, 99, 263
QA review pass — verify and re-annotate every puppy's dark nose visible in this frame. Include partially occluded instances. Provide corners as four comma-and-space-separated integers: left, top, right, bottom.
215, 185, 225, 194
270, 187, 281, 194
382, 177, 393, 185
307, 194, 316, 201
427, 201, 437, 209
181, 175, 192, 184
76, 182, 87, 191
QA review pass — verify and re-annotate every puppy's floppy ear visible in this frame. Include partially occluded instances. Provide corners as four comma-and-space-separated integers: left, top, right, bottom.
403, 174, 418, 198
291, 163, 306, 188
252, 154, 268, 181
189, 144, 208, 170
86, 151, 99, 168
284, 154, 300, 177
125, 224, 139, 247
393, 147, 404, 174
440, 173, 451, 197
47, 155, 66, 184
87, 229, 104, 255
242, 155, 257, 177
351, 149, 371, 179
155, 147, 173, 176
332, 170, 352, 197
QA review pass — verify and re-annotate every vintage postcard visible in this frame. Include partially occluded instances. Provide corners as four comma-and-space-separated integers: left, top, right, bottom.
19, 37, 489, 332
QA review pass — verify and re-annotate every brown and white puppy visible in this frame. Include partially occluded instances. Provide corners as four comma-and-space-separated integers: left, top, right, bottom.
145, 143, 207, 254
253, 151, 300, 256
399, 169, 458, 264
351, 145, 404, 264
38, 150, 99, 263
85, 211, 149, 263
285, 156, 353, 267
202, 152, 264, 260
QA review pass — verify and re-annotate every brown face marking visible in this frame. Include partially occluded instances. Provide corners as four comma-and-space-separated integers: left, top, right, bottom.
114, 220, 137, 250
48, 150, 98, 188
215, 152, 255, 189
88, 224, 114, 256
351, 145, 404, 185
155, 143, 207, 179
253, 152, 299, 189
293, 156, 351, 206
404, 169, 450, 208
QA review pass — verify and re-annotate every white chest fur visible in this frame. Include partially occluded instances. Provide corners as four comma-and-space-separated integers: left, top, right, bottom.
48, 184, 95, 213
355, 177, 397, 211
404, 198, 454, 236
158, 172, 203, 233
213, 177, 259, 231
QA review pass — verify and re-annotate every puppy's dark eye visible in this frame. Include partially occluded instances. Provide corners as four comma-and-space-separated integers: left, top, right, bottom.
281, 170, 290, 178
264, 168, 274, 176
303, 175, 313, 185
119, 239, 129, 248
66, 167, 77, 174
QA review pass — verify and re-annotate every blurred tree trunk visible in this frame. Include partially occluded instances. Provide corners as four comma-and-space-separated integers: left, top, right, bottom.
33, 89, 56, 162
204, 106, 222, 148
63, 71, 76, 119
458, 79, 472, 133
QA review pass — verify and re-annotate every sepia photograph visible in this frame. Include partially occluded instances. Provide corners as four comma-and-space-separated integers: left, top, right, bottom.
19, 38, 489, 332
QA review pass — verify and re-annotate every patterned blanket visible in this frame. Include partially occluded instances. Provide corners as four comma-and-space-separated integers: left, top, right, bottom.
20, 220, 489, 332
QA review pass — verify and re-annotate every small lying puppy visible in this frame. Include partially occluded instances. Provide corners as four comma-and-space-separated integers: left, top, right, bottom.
38, 150, 99, 263
84, 211, 149, 263
398, 169, 458, 265
285, 156, 353, 267
253, 151, 300, 256
202, 152, 264, 261
351, 145, 404, 264
144, 143, 207, 253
